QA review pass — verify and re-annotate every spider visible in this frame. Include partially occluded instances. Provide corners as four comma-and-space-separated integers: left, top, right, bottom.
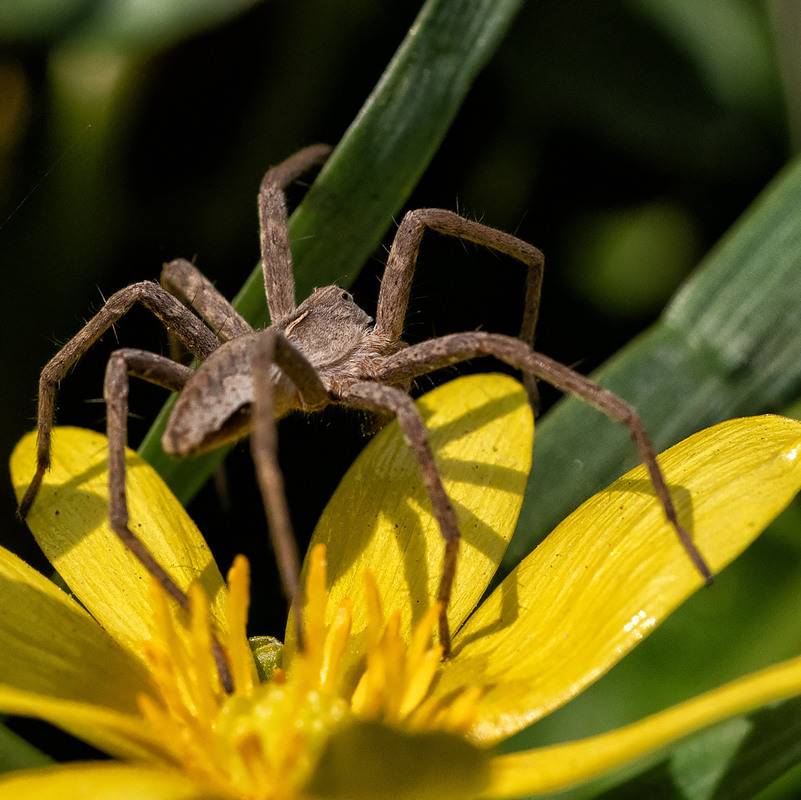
19, 144, 712, 679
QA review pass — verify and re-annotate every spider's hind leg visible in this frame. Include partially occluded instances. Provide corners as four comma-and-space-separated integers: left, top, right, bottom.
376, 331, 714, 585
258, 144, 332, 324
335, 380, 461, 657
374, 208, 545, 411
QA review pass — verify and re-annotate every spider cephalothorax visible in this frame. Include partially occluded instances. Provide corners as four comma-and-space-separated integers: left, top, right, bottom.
20, 145, 712, 684
162, 285, 395, 456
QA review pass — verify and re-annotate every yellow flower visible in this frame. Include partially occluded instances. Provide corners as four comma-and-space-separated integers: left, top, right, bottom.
4, 373, 801, 799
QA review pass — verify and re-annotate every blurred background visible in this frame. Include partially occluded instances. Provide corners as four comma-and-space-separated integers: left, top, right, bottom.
0, 0, 799, 792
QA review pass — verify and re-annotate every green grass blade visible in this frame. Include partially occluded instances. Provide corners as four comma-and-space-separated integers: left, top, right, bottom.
502, 155, 801, 573
0, 722, 53, 772
138, 0, 524, 500
235, 0, 527, 326
558, 697, 801, 800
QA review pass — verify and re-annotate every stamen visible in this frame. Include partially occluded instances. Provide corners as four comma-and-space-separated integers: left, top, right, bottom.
304, 544, 329, 674
407, 694, 441, 729
400, 647, 442, 717
363, 571, 384, 652
408, 601, 443, 667
441, 686, 483, 734
134, 545, 482, 800
187, 583, 221, 722
320, 599, 352, 692
380, 611, 406, 719
139, 582, 228, 780
343, 571, 483, 733
144, 584, 196, 726
235, 732, 271, 795
227, 555, 256, 695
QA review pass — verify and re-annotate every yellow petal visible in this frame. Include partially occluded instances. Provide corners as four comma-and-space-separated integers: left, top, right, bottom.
0, 762, 216, 800
435, 415, 801, 743
10, 427, 228, 657
0, 688, 166, 761
290, 374, 533, 668
485, 655, 801, 797
0, 543, 162, 758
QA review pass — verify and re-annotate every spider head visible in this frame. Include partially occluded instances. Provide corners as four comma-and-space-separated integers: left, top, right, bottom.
281, 285, 374, 367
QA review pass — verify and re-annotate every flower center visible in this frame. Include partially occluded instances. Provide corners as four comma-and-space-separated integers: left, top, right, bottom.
138, 545, 479, 799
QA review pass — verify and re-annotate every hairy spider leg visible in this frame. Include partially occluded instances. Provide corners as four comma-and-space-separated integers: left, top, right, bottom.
376, 331, 714, 585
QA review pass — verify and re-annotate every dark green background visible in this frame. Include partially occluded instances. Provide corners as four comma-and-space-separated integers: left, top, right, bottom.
1, 1, 799, 797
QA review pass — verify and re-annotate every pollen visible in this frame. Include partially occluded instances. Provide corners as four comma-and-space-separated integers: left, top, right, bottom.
137, 544, 481, 799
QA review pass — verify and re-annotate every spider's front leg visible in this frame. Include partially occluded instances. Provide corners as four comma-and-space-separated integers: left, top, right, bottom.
105, 347, 234, 692
161, 258, 253, 341
250, 328, 329, 650
104, 348, 195, 609
335, 380, 461, 656
19, 282, 220, 519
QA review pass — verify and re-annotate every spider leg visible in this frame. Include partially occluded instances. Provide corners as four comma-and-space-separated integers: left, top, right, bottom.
335, 380, 461, 656
19, 282, 221, 519
161, 258, 253, 341
250, 328, 329, 650
375, 208, 544, 409
104, 347, 233, 692
259, 144, 332, 325
376, 332, 714, 584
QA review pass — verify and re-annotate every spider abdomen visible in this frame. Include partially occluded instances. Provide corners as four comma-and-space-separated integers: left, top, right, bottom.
162, 333, 296, 456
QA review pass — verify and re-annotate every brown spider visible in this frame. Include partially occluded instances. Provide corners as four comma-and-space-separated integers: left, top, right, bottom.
19, 145, 711, 685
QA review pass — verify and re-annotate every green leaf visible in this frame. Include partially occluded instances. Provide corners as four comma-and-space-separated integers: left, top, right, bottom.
626, 0, 778, 111
573, 697, 801, 800
248, 635, 283, 683
502, 155, 801, 573
138, 0, 525, 501
0, 0, 91, 40
0, 722, 53, 773
0, 0, 261, 47
500, 145, 801, 800
79, 0, 261, 46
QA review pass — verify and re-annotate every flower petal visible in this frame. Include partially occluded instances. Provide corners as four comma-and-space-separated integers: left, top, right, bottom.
435, 415, 801, 743
0, 762, 215, 800
10, 428, 228, 655
485, 655, 801, 797
0, 689, 166, 762
0, 543, 162, 758
291, 374, 532, 666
